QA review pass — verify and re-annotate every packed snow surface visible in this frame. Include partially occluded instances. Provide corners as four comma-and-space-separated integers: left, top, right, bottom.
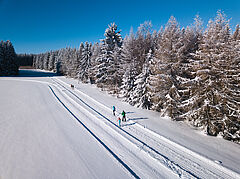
0, 69, 240, 179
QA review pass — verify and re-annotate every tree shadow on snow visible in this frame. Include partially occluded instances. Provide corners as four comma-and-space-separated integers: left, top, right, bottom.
121, 122, 136, 127
15, 69, 60, 77
125, 112, 135, 114
128, 117, 148, 121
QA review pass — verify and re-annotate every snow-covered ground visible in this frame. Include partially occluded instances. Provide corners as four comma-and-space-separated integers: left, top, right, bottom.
0, 69, 240, 179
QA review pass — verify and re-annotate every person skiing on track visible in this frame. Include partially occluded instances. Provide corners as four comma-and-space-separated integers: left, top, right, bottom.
122, 110, 126, 122
117, 114, 121, 127
113, 106, 116, 116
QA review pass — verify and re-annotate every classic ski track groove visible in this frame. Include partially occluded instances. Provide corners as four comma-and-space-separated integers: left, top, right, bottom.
52, 77, 240, 179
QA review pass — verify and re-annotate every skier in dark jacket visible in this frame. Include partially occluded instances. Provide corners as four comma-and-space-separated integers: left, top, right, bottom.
122, 110, 126, 122
113, 106, 116, 116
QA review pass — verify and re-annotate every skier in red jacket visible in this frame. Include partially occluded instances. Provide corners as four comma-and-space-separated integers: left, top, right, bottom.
117, 114, 121, 127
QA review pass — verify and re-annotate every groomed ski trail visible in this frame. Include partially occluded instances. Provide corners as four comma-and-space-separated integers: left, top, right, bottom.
51, 76, 240, 179
48, 81, 179, 178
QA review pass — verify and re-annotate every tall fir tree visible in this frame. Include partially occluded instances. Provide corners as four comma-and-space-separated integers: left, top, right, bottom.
150, 16, 182, 117
120, 30, 138, 99
96, 23, 122, 89
131, 49, 152, 108
0, 40, 18, 76
79, 42, 92, 82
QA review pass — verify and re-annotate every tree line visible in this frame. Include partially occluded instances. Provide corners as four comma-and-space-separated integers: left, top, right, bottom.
33, 11, 240, 143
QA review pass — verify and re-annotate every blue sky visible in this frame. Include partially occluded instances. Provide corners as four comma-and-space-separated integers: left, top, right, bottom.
0, 0, 239, 54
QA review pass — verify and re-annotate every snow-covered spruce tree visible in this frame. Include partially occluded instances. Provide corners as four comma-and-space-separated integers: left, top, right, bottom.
233, 24, 240, 41
174, 15, 204, 120
151, 29, 160, 51
71, 48, 81, 78
110, 45, 124, 94
188, 11, 239, 141
43, 52, 50, 70
0, 41, 5, 74
32, 55, 36, 68
88, 42, 101, 84
0, 40, 18, 76
120, 29, 138, 100
55, 48, 66, 75
59, 48, 71, 75
134, 21, 154, 73
76, 42, 84, 80
95, 44, 108, 88
48, 51, 56, 71
95, 23, 122, 90
54, 49, 65, 74
121, 22, 154, 102
152, 16, 203, 120
120, 63, 137, 100
148, 55, 173, 113
6, 40, 18, 74
79, 42, 92, 82
150, 16, 183, 118
33, 54, 42, 69
72, 48, 80, 78
61, 48, 77, 77
32, 52, 44, 70
33, 54, 40, 69
66, 48, 74, 77
223, 25, 240, 142
147, 52, 163, 111
38, 53, 44, 70
53, 50, 60, 73
130, 49, 152, 108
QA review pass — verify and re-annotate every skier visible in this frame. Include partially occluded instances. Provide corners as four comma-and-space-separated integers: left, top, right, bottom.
113, 106, 116, 116
122, 110, 126, 122
117, 114, 122, 127
71, 84, 74, 90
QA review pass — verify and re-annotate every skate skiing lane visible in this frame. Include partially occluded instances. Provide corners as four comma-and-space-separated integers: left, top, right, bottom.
0, 78, 132, 179
52, 76, 240, 178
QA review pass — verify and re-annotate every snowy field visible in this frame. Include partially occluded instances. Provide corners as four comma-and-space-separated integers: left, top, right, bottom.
0, 69, 240, 179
